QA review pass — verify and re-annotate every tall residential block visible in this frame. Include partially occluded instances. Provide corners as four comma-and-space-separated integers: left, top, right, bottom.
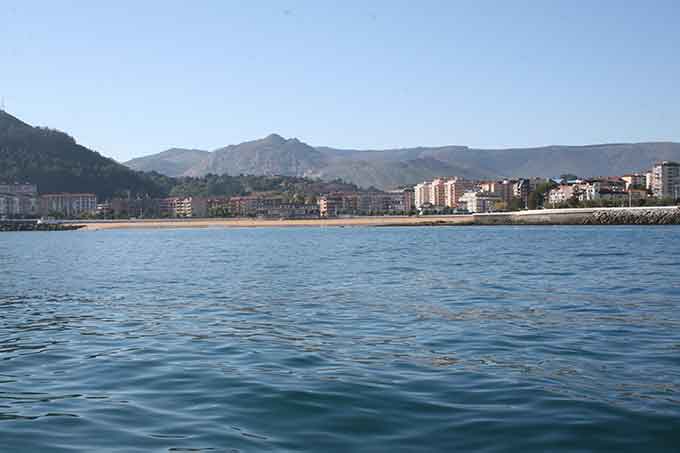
414, 182, 432, 209
651, 161, 680, 199
430, 178, 447, 207
444, 178, 475, 208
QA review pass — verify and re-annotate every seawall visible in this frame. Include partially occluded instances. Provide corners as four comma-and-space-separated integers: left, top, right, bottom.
474, 206, 680, 225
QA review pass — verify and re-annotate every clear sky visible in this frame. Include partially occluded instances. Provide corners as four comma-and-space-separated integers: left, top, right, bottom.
1, 0, 679, 162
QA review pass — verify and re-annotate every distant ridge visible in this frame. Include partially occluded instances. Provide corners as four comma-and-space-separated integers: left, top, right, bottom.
125, 135, 680, 189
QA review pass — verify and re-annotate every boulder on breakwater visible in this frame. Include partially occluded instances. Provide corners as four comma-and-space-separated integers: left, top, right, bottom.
582, 207, 680, 225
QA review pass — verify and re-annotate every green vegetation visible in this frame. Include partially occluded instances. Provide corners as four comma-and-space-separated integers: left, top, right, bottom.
528, 181, 557, 209
0, 111, 361, 200
167, 174, 360, 199
0, 111, 165, 199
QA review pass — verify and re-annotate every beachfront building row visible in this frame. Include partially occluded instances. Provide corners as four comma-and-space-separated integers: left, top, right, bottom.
101, 195, 321, 219
222, 196, 319, 218
548, 178, 649, 206
618, 161, 679, 199
99, 196, 210, 218
318, 190, 414, 217
40, 193, 98, 218
414, 178, 477, 210
0, 183, 97, 218
547, 162, 680, 206
413, 177, 545, 213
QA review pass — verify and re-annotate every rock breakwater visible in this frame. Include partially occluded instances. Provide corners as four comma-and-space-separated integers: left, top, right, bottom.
582, 207, 680, 225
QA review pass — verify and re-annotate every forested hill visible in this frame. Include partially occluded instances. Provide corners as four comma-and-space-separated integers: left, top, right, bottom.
0, 110, 163, 199
0, 111, 362, 200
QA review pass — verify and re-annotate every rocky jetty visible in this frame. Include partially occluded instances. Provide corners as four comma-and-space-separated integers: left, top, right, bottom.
0, 221, 85, 232
582, 208, 680, 225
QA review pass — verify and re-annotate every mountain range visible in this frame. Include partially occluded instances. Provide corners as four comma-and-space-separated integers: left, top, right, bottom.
3, 108, 679, 195
125, 135, 680, 189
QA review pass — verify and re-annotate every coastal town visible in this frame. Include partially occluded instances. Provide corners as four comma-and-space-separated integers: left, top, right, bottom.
1, 160, 679, 220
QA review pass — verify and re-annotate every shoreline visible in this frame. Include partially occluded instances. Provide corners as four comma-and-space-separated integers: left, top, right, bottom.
56, 206, 680, 230
71, 216, 474, 231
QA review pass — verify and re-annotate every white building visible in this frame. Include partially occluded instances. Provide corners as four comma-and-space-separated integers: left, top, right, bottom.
414, 182, 432, 209
651, 161, 680, 199
548, 184, 577, 205
645, 170, 654, 190
459, 191, 501, 213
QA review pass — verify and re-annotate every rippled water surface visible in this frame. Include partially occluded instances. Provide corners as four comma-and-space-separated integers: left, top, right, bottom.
1, 226, 679, 452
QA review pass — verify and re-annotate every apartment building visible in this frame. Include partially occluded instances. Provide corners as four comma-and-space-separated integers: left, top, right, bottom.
401, 188, 415, 212
0, 183, 39, 217
268, 203, 320, 219
318, 193, 361, 217
40, 193, 97, 217
577, 179, 625, 201
105, 197, 161, 218
645, 170, 654, 190
0, 193, 38, 217
158, 196, 208, 217
622, 173, 647, 190
430, 178, 447, 207
651, 161, 680, 199
444, 178, 475, 208
458, 191, 501, 213
414, 182, 432, 209
480, 180, 515, 204
0, 183, 38, 196
228, 195, 286, 217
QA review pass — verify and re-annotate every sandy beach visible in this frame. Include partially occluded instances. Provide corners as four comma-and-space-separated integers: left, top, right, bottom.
73, 216, 475, 231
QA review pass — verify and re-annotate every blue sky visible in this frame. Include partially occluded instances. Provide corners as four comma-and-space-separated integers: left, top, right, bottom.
1, 0, 679, 162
